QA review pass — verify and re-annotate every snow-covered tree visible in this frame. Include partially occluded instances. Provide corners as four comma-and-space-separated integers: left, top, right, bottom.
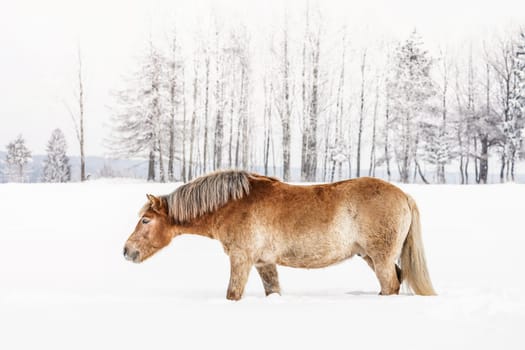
166, 30, 185, 182
420, 51, 455, 183
387, 31, 435, 183
109, 40, 168, 182
271, 18, 294, 181
509, 32, 525, 172
486, 34, 525, 182
4, 135, 32, 183
514, 32, 525, 118
300, 6, 324, 182
42, 129, 71, 183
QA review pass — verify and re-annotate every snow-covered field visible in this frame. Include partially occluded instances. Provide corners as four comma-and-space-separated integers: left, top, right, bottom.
0, 180, 524, 349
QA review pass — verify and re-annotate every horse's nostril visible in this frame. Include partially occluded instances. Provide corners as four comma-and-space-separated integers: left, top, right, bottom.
131, 250, 139, 262
123, 246, 128, 257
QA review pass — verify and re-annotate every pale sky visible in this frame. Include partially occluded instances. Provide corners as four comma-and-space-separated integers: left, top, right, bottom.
1, 0, 524, 156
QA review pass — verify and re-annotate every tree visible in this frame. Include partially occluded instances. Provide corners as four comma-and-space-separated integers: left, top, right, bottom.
300, 7, 322, 181
109, 40, 167, 181
4, 135, 32, 183
66, 47, 86, 181
488, 32, 525, 182
213, 28, 225, 170
356, 50, 367, 177
272, 19, 294, 181
166, 30, 184, 182
368, 72, 381, 177
42, 129, 71, 183
329, 32, 348, 182
420, 50, 455, 183
188, 54, 199, 180
203, 46, 211, 173
387, 31, 435, 183
512, 31, 525, 166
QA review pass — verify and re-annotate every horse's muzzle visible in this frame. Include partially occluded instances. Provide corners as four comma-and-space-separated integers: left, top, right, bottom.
123, 246, 140, 263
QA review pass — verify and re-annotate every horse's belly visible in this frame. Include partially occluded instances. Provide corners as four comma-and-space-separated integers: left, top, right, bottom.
277, 254, 352, 269
275, 238, 357, 269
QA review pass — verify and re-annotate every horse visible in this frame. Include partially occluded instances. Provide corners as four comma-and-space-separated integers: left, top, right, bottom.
123, 170, 436, 300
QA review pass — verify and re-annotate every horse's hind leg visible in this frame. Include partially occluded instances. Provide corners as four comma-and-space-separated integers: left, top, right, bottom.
362, 255, 403, 284
362, 255, 375, 271
373, 258, 401, 295
256, 264, 281, 296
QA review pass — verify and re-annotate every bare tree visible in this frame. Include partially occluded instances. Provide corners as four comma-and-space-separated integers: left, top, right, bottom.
188, 55, 199, 180
166, 31, 183, 181
356, 49, 367, 177
66, 47, 86, 181
203, 48, 211, 173
368, 72, 380, 177
213, 29, 225, 170
273, 19, 293, 181
300, 8, 322, 182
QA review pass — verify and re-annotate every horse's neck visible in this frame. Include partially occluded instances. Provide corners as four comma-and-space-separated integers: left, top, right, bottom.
173, 218, 218, 240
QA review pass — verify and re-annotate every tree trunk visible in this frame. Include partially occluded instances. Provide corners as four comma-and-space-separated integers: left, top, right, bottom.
499, 153, 506, 183
281, 26, 291, 181
213, 31, 224, 171
305, 31, 320, 181
148, 149, 155, 181
188, 58, 198, 180
479, 135, 488, 184
158, 139, 165, 183
228, 74, 235, 169
369, 74, 378, 177
241, 66, 249, 170
203, 55, 210, 173
384, 95, 391, 181
356, 50, 366, 178
400, 113, 411, 183
77, 49, 86, 182
300, 8, 310, 181
168, 36, 177, 182
181, 66, 187, 182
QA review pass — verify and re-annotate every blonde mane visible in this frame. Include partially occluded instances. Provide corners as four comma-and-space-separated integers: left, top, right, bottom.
166, 170, 252, 224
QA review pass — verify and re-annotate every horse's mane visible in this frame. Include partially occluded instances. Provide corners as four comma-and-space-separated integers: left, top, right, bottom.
166, 170, 257, 224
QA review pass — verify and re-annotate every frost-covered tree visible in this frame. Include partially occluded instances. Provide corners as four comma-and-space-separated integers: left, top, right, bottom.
4, 135, 32, 183
166, 30, 185, 182
514, 32, 525, 117
109, 40, 168, 181
271, 18, 294, 181
486, 35, 525, 182
387, 31, 435, 183
42, 129, 71, 183
420, 51, 455, 183
300, 6, 324, 182
508, 32, 525, 176
266, 19, 293, 181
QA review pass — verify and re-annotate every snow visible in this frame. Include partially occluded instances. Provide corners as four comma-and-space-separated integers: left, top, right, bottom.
0, 181, 524, 349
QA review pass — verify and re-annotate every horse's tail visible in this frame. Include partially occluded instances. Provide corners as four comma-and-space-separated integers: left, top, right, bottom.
400, 195, 436, 296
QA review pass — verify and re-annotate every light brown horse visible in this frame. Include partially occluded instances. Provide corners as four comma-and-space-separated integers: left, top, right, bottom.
123, 170, 436, 300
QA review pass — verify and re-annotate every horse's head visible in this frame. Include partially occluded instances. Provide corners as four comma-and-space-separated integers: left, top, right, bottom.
123, 194, 174, 263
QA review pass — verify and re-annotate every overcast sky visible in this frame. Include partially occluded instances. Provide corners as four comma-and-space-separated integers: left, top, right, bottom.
1, 0, 524, 156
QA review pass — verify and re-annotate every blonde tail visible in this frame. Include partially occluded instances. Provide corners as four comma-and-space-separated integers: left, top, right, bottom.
400, 195, 436, 296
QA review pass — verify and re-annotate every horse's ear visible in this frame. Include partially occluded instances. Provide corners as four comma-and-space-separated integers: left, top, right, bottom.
146, 194, 158, 207
146, 193, 155, 204
146, 194, 163, 212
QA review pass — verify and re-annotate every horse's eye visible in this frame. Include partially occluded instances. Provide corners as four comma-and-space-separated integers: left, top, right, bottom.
142, 218, 150, 224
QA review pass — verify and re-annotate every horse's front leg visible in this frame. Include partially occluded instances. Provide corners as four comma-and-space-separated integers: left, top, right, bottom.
226, 253, 252, 301
256, 264, 281, 296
